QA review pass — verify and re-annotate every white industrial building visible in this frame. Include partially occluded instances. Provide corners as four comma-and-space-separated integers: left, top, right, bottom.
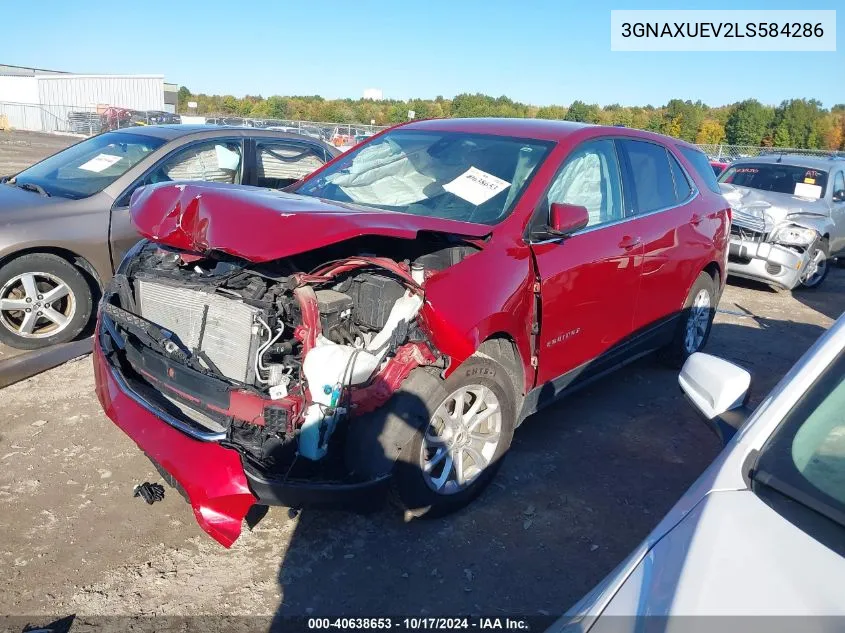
0, 64, 166, 133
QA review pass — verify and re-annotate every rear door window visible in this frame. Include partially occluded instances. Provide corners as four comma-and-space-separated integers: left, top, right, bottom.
254, 141, 327, 188
619, 140, 677, 214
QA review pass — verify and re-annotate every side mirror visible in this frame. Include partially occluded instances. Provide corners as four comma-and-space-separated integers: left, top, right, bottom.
549, 202, 589, 236
833, 189, 845, 203
679, 352, 752, 446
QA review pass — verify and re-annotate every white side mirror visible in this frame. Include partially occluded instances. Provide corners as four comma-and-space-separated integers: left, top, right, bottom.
679, 353, 752, 444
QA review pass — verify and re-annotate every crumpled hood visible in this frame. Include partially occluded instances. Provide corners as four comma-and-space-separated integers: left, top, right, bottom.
130, 182, 491, 262
719, 183, 830, 228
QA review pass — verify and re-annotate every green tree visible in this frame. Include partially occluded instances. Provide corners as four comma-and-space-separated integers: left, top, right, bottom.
772, 99, 824, 148
724, 99, 774, 145
565, 100, 600, 123
773, 123, 792, 147
664, 99, 706, 141
535, 105, 567, 119
177, 86, 192, 111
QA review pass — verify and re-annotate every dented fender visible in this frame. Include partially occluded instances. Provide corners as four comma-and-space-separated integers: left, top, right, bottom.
416, 235, 537, 393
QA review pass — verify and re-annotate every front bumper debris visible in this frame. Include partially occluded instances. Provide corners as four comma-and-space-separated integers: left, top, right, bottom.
94, 338, 257, 547
95, 321, 396, 546
727, 236, 809, 290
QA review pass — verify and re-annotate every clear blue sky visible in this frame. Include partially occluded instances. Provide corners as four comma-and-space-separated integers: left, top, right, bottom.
2, 0, 841, 108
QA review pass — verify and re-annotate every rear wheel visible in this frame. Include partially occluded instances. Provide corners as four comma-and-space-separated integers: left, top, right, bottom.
659, 271, 716, 368
0, 254, 92, 350
391, 356, 516, 518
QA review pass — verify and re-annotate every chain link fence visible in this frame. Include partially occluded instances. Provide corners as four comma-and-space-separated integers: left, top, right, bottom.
696, 143, 837, 162
0, 101, 98, 135
0, 102, 184, 136
191, 115, 389, 147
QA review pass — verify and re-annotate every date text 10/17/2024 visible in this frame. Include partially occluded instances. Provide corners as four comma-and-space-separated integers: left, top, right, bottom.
307, 617, 533, 630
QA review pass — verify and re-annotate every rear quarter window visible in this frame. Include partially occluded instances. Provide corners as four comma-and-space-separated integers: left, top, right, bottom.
668, 152, 692, 202
679, 146, 721, 194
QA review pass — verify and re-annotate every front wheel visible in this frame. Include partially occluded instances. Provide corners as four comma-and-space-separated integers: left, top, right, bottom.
391, 356, 517, 518
0, 253, 93, 350
797, 239, 829, 290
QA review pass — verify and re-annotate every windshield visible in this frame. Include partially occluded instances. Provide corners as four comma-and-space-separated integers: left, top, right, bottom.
10, 131, 165, 199
719, 162, 829, 200
754, 351, 845, 530
294, 130, 553, 225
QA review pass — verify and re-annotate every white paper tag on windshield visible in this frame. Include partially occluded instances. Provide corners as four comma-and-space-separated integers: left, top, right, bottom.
443, 167, 510, 206
794, 182, 822, 199
78, 154, 123, 173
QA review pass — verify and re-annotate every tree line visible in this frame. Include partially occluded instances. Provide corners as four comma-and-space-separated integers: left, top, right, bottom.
177, 87, 845, 150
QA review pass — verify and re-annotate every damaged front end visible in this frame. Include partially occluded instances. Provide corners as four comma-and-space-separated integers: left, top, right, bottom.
721, 185, 830, 290
95, 185, 486, 546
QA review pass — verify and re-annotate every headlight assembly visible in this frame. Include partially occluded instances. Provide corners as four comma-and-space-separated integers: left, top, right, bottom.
772, 225, 818, 247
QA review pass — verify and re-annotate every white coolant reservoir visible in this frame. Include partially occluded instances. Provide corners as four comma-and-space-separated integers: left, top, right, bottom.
410, 263, 425, 286
298, 289, 424, 460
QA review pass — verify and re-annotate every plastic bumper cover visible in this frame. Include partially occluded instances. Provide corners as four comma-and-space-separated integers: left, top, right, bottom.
93, 341, 257, 547
727, 237, 808, 290
94, 334, 394, 546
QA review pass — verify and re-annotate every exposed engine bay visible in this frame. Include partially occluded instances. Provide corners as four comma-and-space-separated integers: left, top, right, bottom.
100, 235, 479, 481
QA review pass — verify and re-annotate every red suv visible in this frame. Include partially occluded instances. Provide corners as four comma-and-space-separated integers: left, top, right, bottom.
94, 119, 730, 546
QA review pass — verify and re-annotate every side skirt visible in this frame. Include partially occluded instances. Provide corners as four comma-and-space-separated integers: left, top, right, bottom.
518, 315, 678, 424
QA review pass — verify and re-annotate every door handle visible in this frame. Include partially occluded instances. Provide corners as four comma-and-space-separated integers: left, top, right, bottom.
618, 236, 641, 250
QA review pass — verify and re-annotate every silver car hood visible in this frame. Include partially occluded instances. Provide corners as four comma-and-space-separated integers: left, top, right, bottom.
719, 183, 830, 232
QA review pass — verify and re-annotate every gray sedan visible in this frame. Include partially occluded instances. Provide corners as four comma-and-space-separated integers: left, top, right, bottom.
0, 125, 339, 349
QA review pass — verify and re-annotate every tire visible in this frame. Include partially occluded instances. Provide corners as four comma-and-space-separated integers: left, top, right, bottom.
659, 271, 716, 368
797, 239, 830, 290
0, 254, 93, 350
386, 356, 517, 518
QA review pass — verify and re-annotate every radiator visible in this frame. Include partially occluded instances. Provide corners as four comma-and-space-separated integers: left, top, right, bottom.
135, 279, 263, 384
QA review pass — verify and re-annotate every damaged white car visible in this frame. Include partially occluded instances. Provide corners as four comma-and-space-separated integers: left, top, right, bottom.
719, 153, 845, 290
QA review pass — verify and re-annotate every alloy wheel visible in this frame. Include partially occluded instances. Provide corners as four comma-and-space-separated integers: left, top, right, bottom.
800, 248, 827, 288
421, 385, 502, 495
684, 289, 711, 354
0, 272, 76, 339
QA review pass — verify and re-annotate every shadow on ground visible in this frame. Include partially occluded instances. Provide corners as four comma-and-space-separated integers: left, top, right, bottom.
267, 312, 830, 621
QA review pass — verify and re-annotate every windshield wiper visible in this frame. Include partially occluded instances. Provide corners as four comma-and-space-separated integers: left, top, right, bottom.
7, 180, 51, 197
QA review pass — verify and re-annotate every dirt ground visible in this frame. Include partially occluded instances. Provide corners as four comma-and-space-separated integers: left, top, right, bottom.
1, 130, 844, 622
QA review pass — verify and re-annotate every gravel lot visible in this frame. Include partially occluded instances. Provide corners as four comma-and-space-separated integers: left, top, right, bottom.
1, 130, 843, 622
